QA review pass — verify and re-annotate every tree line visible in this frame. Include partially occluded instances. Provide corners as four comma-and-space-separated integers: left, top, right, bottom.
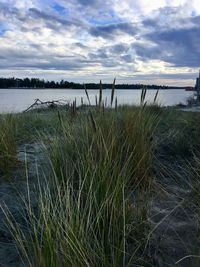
0, 77, 185, 89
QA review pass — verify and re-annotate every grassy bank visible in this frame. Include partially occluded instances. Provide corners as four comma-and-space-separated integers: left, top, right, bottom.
1, 97, 200, 266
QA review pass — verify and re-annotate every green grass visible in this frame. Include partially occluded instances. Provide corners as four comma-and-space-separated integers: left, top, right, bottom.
0, 114, 17, 174
15, 110, 65, 143
48, 106, 160, 187
3, 91, 200, 266
156, 109, 200, 157
2, 103, 161, 267
5, 171, 150, 267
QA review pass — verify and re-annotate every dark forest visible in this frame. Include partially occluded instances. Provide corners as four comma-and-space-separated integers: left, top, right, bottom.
0, 77, 187, 89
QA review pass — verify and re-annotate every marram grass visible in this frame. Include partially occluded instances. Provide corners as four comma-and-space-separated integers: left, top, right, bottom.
2, 86, 161, 267
0, 114, 17, 174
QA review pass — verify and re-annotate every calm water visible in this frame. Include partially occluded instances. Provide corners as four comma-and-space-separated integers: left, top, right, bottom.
0, 89, 194, 113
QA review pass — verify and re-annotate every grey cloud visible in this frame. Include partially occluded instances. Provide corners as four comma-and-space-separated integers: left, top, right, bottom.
135, 11, 200, 68
144, 26, 200, 67
88, 49, 109, 60
142, 19, 157, 28
0, 58, 90, 71
101, 61, 118, 67
0, 2, 19, 17
88, 43, 130, 61
27, 8, 80, 29
77, 0, 97, 5
191, 15, 200, 24
87, 44, 134, 68
0, 4, 82, 33
142, 6, 195, 31
87, 41, 134, 68
132, 72, 197, 81
120, 54, 134, 63
75, 42, 88, 49
133, 43, 163, 61
0, 48, 43, 60
0, 45, 93, 70
89, 22, 137, 39
110, 44, 129, 54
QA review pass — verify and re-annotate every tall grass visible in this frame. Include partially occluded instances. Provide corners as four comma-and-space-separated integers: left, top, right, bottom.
174, 153, 200, 266
2, 87, 161, 266
4, 167, 150, 267
49, 105, 159, 187
0, 114, 17, 174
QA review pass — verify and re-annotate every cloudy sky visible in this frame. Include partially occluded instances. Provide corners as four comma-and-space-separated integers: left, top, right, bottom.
0, 0, 200, 85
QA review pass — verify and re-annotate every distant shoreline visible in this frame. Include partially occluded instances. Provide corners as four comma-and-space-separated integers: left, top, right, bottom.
0, 77, 194, 90
0, 87, 192, 90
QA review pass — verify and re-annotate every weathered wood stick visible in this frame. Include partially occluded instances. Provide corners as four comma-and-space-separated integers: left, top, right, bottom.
23, 98, 69, 112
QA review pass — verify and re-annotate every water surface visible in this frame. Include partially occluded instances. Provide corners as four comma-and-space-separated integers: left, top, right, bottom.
0, 89, 194, 113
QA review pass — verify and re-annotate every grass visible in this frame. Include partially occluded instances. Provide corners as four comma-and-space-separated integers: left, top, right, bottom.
2, 96, 161, 266
15, 110, 64, 142
4, 169, 150, 266
48, 106, 159, 187
3, 87, 200, 266
156, 109, 200, 157
0, 114, 17, 174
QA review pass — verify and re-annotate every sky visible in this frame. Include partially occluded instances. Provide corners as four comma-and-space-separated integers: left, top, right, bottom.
0, 0, 200, 86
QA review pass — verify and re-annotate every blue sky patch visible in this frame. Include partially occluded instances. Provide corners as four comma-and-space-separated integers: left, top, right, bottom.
192, 10, 196, 17
52, 3, 66, 14
88, 18, 123, 25
0, 25, 9, 36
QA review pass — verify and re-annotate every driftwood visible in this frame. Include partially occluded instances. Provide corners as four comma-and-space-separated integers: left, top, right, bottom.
23, 98, 70, 112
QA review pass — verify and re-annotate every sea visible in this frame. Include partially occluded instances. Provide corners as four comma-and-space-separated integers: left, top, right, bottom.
0, 88, 195, 113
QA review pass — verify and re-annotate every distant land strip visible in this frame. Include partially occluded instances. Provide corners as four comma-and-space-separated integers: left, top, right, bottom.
0, 77, 192, 89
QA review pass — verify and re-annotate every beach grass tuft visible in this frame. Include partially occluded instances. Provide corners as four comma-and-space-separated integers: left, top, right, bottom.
0, 114, 17, 174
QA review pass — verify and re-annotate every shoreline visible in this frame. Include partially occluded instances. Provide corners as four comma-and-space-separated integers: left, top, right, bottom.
0, 87, 191, 90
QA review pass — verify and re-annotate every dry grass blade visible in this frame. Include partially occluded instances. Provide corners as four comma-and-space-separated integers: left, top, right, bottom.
57, 110, 62, 125
105, 97, 107, 107
95, 95, 98, 107
70, 101, 76, 121
111, 78, 116, 107
89, 110, 97, 132
140, 87, 144, 104
99, 80, 103, 107
115, 97, 118, 111
141, 86, 147, 105
143, 87, 147, 102
102, 101, 105, 114
84, 84, 91, 105
154, 89, 159, 103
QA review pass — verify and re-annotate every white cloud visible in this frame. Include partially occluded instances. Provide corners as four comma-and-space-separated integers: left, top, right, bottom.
0, 0, 199, 85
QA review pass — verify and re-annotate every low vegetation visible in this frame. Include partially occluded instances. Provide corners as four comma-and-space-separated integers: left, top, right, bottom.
0, 114, 17, 174
1, 87, 200, 266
